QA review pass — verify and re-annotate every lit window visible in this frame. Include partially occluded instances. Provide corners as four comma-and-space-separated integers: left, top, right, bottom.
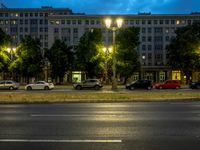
176, 20, 180, 25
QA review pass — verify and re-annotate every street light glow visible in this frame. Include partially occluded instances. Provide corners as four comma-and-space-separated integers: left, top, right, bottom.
7, 48, 11, 53
105, 18, 112, 29
116, 18, 123, 28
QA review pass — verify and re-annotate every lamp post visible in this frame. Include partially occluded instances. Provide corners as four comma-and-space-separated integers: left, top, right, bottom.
103, 47, 112, 84
142, 55, 146, 79
7, 47, 16, 80
104, 18, 123, 90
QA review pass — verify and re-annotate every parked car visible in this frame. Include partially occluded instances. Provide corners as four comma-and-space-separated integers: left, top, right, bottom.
73, 79, 103, 90
0, 80, 19, 90
126, 80, 153, 90
154, 80, 180, 89
189, 81, 200, 89
25, 81, 54, 90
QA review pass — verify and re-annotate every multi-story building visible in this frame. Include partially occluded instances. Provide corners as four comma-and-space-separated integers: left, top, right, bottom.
1, 4, 200, 82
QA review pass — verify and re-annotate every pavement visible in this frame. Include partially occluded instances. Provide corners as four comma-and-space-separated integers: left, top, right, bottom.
0, 102, 200, 150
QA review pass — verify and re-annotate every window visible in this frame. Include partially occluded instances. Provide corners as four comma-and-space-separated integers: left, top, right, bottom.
155, 45, 163, 51
165, 36, 170, 41
142, 45, 146, 51
25, 13, 28, 17
54, 28, 59, 33
130, 20, 134, 25
40, 19, 43, 25
20, 27, 23, 32
20, 13, 23, 17
165, 20, 169, 24
30, 13, 33, 17
136, 20, 139, 25
72, 20, 76, 25
61, 20, 65, 24
142, 36, 146, 42
91, 20, 95, 25
142, 20, 146, 25
171, 20, 175, 24
154, 36, 163, 42
25, 19, 28, 24
148, 45, 152, 51
40, 28, 43, 32
142, 28, 146, 33
20, 19, 23, 25
148, 20, 151, 25
78, 20, 82, 25
148, 28, 152, 33
154, 20, 158, 24
85, 20, 89, 25
73, 28, 78, 33
159, 20, 163, 24
148, 36, 152, 42
40, 13, 43, 17
154, 27, 163, 33
35, 13, 38, 17
67, 20, 71, 25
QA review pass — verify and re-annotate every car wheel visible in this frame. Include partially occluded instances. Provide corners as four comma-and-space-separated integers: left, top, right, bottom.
76, 85, 82, 90
159, 86, 162, 89
9, 86, 14, 90
94, 85, 100, 90
197, 85, 200, 89
147, 86, 152, 90
27, 86, 32, 90
175, 86, 180, 89
129, 86, 134, 90
44, 86, 49, 90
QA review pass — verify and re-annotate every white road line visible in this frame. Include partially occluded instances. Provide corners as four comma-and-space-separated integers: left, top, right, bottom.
0, 139, 122, 143
30, 114, 117, 117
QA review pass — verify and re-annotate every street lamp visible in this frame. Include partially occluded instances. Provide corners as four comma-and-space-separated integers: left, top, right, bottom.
104, 18, 123, 90
7, 47, 16, 61
7, 47, 16, 80
142, 55, 146, 79
103, 47, 113, 84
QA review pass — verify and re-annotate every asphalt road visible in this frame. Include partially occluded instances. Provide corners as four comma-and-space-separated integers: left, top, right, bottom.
0, 102, 200, 150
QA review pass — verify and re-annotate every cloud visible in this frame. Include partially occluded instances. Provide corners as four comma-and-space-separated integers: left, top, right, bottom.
2, 0, 200, 14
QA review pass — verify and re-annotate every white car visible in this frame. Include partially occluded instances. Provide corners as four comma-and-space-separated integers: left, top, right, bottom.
25, 81, 54, 90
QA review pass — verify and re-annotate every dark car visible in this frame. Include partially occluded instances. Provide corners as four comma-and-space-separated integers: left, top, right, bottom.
189, 81, 200, 89
154, 80, 181, 89
0, 80, 19, 90
126, 80, 153, 90
73, 79, 103, 90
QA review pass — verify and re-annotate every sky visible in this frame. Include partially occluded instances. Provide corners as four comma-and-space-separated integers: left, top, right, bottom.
1, 0, 200, 14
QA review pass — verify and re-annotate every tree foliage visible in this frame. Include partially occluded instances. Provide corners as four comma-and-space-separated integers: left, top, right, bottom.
116, 26, 140, 83
45, 39, 74, 83
10, 36, 43, 81
0, 28, 11, 72
167, 22, 200, 82
75, 28, 104, 78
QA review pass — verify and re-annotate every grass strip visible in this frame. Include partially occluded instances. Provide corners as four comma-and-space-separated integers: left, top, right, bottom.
0, 91, 200, 104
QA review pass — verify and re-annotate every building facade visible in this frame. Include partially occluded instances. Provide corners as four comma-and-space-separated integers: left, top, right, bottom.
1, 5, 200, 82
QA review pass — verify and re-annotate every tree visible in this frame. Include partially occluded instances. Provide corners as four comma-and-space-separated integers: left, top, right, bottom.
116, 26, 140, 84
45, 39, 74, 84
10, 36, 43, 82
75, 28, 104, 78
0, 28, 11, 76
167, 22, 200, 83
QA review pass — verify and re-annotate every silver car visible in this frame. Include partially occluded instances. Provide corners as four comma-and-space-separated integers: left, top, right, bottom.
73, 79, 103, 90
0, 80, 19, 90
25, 81, 54, 90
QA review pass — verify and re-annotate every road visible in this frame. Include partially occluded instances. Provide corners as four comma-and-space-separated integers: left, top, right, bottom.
0, 102, 200, 150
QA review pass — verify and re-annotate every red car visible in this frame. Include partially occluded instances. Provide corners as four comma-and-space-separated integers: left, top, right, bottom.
154, 80, 181, 89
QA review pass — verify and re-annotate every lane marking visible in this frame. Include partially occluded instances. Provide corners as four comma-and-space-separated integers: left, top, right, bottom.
0, 139, 122, 143
30, 114, 117, 117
